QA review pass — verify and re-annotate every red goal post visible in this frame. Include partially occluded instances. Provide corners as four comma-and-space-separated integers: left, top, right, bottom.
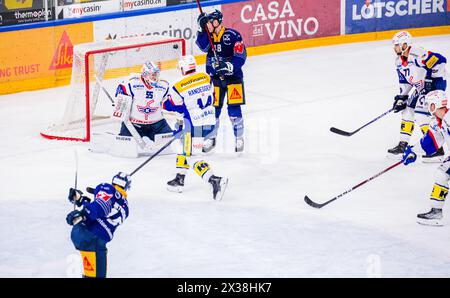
41, 36, 186, 142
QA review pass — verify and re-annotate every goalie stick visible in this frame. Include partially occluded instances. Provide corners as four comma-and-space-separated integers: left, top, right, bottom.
330, 108, 394, 137
304, 160, 403, 209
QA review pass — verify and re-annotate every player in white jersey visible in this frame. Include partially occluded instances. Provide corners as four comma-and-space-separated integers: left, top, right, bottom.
388, 31, 447, 162
163, 55, 228, 201
402, 90, 450, 226
90, 61, 175, 158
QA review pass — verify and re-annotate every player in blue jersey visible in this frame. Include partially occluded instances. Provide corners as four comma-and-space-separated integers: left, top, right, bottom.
388, 31, 447, 162
66, 172, 131, 278
196, 9, 247, 153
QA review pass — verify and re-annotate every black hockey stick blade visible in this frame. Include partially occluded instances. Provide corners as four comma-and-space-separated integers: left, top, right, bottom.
329, 127, 354, 136
304, 196, 327, 209
86, 187, 95, 194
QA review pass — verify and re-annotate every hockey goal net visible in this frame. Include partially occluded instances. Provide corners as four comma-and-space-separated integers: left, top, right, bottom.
41, 36, 186, 142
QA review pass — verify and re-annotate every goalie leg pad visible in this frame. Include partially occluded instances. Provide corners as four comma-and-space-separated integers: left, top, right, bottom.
110, 135, 139, 158
89, 133, 138, 158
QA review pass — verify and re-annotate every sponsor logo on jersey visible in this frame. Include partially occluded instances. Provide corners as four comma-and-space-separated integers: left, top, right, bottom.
96, 191, 113, 201
234, 41, 245, 55
425, 55, 439, 69
230, 88, 243, 100
351, 0, 445, 20
49, 31, 73, 70
223, 34, 231, 45
137, 100, 159, 120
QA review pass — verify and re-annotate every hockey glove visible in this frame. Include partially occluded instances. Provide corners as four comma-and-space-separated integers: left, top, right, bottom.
197, 13, 209, 32
214, 61, 234, 76
66, 210, 86, 226
68, 188, 91, 207
393, 95, 408, 113
112, 172, 131, 191
402, 145, 417, 165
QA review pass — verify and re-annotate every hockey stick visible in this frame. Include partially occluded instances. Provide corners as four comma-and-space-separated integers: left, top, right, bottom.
95, 75, 115, 106
304, 160, 403, 209
129, 132, 181, 177
195, 0, 226, 84
330, 108, 394, 137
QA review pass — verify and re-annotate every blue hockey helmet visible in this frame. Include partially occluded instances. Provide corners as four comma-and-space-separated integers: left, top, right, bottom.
93, 183, 116, 201
208, 9, 223, 24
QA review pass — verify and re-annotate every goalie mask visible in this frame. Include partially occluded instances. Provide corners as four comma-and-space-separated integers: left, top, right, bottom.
392, 31, 412, 56
141, 61, 160, 87
178, 55, 197, 75
425, 90, 448, 115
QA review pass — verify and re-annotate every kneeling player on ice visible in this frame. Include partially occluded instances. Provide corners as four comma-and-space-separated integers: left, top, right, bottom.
163, 55, 228, 200
66, 172, 130, 277
388, 31, 447, 162
91, 61, 175, 158
402, 90, 450, 226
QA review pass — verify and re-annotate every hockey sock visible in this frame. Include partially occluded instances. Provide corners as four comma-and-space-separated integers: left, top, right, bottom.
228, 105, 244, 138
415, 112, 431, 135
176, 155, 190, 175
430, 169, 450, 209
400, 107, 415, 143
193, 160, 213, 182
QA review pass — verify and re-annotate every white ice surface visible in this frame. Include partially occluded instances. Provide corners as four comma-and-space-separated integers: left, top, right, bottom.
1, 35, 450, 277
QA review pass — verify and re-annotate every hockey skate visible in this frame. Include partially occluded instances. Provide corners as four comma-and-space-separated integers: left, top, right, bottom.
417, 208, 443, 226
208, 175, 229, 201
202, 138, 216, 153
387, 141, 408, 159
167, 174, 185, 193
422, 147, 445, 163
235, 137, 244, 153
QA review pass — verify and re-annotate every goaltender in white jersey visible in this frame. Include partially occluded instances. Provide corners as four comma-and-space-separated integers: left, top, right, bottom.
163, 55, 228, 201
90, 61, 175, 158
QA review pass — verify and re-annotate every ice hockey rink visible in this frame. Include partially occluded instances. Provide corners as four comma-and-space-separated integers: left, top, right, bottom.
1, 34, 450, 278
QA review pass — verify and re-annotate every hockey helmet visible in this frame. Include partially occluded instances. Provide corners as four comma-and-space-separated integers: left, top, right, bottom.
141, 61, 160, 86
178, 55, 197, 75
392, 31, 412, 55
425, 90, 448, 114
93, 183, 116, 200
208, 9, 223, 24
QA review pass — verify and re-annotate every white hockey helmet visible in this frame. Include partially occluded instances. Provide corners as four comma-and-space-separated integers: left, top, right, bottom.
178, 55, 197, 75
392, 31, 412, 55
425, 90, 448, 114
141, 61, 160, 86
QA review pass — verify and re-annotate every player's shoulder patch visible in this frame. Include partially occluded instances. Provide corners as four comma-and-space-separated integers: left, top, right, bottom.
409, 46, 427, 59
174, 73, 210, 92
